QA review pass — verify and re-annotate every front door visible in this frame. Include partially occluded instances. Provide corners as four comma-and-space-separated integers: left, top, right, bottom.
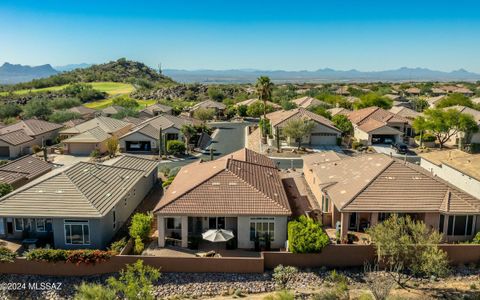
349, 213, 357, 230
6, 220, 13, 235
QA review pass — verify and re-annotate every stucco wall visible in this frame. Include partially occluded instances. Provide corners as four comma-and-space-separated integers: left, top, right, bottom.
119, 128, 183, 152
237, 216, 288, 249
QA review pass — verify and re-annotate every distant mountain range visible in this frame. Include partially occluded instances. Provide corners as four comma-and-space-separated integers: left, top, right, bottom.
0, 63, 58, 84
2, 62, 480, 84
163, 67, 480, 83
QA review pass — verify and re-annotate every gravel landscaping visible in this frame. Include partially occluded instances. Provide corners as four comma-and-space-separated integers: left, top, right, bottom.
1, 266, 479, 299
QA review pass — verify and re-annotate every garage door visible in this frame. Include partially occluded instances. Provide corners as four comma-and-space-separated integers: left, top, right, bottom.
68, 143, 96, 156
0, 147, 10, 157
371, 135, 396, 144
310, 133, 338, 145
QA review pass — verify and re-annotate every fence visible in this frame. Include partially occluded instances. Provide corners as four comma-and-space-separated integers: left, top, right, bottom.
1, 244, 479, 276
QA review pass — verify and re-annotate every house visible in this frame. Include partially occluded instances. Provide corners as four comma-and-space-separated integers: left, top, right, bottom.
68, 106, 97, 120
122, 116, 145, 126
234, 98, 281, 109
62, 119, 85, 129
404, 87, 421, 96
266, 108, 342, 147
420, 150, 480, 199
388, 106, 421, 123
189, 100, 226, 118
426, 95, 446, 108
101, 105, 124, 117
291, 97, 328, 109
60, 117, 133, 155
444, 105, 480, 145
154, 148, 291, 249
335, 86, 350, 96
138, 103, 173, 118
348, 106, 411, 145
431, 88, 447, 96
0, 155, 158, 249
327, 107, 352, 117
0, 155, 53, 189
471, 97, 480, 106
119, 114, 197, 153
303, 152, 480, 242
0, 119, 63, 158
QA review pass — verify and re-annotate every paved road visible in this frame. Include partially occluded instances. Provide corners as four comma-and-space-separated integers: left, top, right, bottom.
272, 158, 304, 169
159, 121, 251, 170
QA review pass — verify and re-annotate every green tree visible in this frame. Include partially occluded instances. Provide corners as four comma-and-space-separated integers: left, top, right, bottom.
48, 111, 81, 123
112, 108, 139, 119
309, 106, 332, 119
74, 283, 116, 300
107, 260, 161, 300
236, 104, 248, 117
48, 97, 82, 110
282, 118, 315, 149
166, 140, 186, 155
413, 108, 479, 148
0, 103, 22, 120
64, 83, 107, 102
112, 95, 139, 109
256, 76, 274, 137
129, 213, 153, 254
193, 108, 216, 123
411, 98, 429, 112
436, 93, 474, 108
287, 216, 329, 253
246, 101, 274, 118
180, 124, 197, 153
354, 93, 393, 110
207, 86, 225, 102
0, 183, 13, 197
332, 115, 353, 136
367, 215, 449, 286
23, 99, 53, 119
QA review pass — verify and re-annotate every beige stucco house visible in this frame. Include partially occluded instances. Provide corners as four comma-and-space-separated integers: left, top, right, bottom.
303, 152, 480, 243
154, 148, 291, 250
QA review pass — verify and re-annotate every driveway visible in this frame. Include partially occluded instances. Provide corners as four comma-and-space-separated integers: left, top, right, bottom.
371, 144, 420, 164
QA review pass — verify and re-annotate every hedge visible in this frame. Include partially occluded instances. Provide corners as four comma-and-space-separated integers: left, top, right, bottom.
287, 216, 329, 253
25, 248, 113, 265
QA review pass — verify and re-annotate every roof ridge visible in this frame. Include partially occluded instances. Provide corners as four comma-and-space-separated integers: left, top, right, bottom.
62, 169, 99, 213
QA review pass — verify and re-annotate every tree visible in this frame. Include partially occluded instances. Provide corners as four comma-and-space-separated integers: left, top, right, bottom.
23, 99, 53, 119
246, 101, 274, 118
413, 108, 479, 148
207, 86, 225, 102
107, 260, 161, 300
282, 118, 315, 149
0, 103, 22, 120
64, 83, 106, 102
410, 98, 429, 112
0, 183, 13, 197
287, 216, 329, 253
332, 115, 353, 136
256, 76, 274, 137
106, 136, 119, 158
193, 108, 215, 123
48, 97, 82, 110
436, 93, 474, 109
309, 105, 332, 119
112, 95, 139, 109
129, 213, 153, 254
48, 111, 81, 123
180, 124, 196, 153
236, 104, 248, 117
354, 93, 393, 110
112, 108, 139, 119
366, 215, 449, 287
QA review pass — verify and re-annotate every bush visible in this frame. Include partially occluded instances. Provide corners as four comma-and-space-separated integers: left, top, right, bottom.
0, 182, 13, 197
134, 237, 145, 255
287, 216, 329, 253
272, 265, 298, 289
109, 238, 127, 254
48, 110, 81, 123
26, 248, 113, 265
166, 140, 186, 155
416, 133, 436, 143
90, 149, 100, 158
351, 140, 362, 150
263, 290, 294, 300
23, 98, 53, 119
129, 213, 153, 254
0, 247, 17, 263
48, 97, 82, 110
472, 232, 480, 244
74, 282, 116, 300
0, 103, 22, 119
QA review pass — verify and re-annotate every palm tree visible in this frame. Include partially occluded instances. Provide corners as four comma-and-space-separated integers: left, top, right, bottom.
255, 76, 274, 140
180, 124, 197, 154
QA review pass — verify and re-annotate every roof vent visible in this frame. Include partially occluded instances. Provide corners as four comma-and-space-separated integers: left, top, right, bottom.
56, 190, 63, 194
385, 176, 395, 180
37, 190, 44, 193
212, 182, 220, 186
106, 193, 111, 197
412, 176, 422, 180
228, 182, 238, 186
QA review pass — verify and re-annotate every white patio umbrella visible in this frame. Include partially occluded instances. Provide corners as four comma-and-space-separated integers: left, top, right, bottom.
202, 229, 234, 242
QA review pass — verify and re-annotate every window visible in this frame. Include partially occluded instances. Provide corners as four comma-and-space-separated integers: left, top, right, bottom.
378, 213, 391, 222
36, 219, 46, 232
64, 220, 90, 245
249, 217, 275, 241
166, 217, 181, 230
113, 209, 116, 230
439, 215, 445, 233
447, 215, 476, 236
14, 218, 23, 231
208, 217, 225, 229
322, 194, 329, 213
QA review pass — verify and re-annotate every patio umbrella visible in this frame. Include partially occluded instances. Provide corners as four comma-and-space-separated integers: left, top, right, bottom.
202, 229, 234, 242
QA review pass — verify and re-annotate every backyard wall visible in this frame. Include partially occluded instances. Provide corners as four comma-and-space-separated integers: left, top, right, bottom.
1, 244, 479, 276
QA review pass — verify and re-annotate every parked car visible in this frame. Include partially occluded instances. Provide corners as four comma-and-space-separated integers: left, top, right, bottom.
391, 142, 408, 154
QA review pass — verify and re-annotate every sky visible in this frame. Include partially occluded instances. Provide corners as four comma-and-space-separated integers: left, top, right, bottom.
1, 0, 480, 72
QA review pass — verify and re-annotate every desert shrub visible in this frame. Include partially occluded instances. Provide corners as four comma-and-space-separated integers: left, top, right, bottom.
107, 260, 161, 300
287, 216, 329, 253
0, 247, 17, 263
363, 263, 395, 300
129, 213, 153, 254
272, 265, 298, 289
0, 103, 22, 119
48, 97, 82, 110
166, 140, 186, 155
32, 144, 42, 153
263, 290, 294, 300
74, 282, 116, 300
26, 248, 69, 262
472, 232, 480, 244
89, 149, 100, 158
134, 237, 145, 255
351, 140, 362, 150
112, 95, 139, 108
109, 237, 127, 254
23, 98, 53, 119
162, 176, 175, 188
237, 104, 248, 117
48, 110, 81, 123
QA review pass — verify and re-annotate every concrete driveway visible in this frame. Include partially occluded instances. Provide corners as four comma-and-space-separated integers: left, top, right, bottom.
372, 144, 420, 163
